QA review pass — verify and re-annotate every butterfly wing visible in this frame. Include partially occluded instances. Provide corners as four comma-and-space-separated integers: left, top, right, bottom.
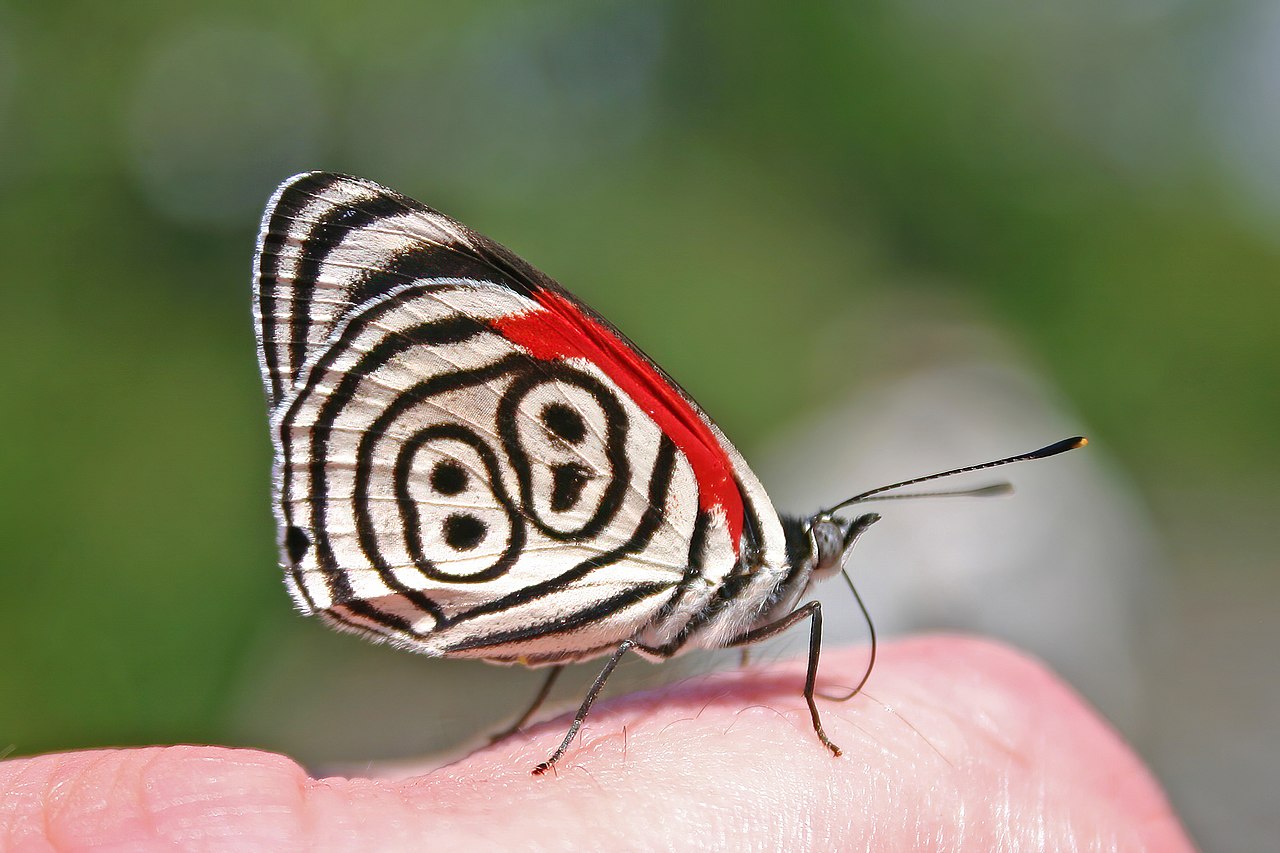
254, 173, 788, 663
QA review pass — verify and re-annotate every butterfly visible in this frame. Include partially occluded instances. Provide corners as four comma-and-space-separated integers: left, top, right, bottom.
253, 172, 1085, 774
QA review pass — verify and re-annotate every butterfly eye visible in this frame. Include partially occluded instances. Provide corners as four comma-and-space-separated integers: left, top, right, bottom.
810, 518, 846, 574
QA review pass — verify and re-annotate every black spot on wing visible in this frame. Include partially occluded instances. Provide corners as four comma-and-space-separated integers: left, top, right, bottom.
550, 463, 592, 512
497, 366, 630, 542
430, 460, 468, 496
541, 402, 587, 444
444, 513, 486, 551
284, 525, 311, 566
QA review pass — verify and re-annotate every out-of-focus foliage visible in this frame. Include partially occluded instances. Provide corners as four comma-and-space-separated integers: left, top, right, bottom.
1, 2, 1275, 847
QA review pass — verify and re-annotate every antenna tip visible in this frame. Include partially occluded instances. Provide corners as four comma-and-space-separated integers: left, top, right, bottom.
1031, 435, 1089, 459
970, 482, 1015, 497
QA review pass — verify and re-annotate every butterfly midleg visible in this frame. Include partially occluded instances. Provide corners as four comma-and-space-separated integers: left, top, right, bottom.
726, 600, 842, 757
532, 640, 634, 775
489, 664, 565, 745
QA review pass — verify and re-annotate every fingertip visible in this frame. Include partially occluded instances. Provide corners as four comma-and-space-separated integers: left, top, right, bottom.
1, 746, 312, 849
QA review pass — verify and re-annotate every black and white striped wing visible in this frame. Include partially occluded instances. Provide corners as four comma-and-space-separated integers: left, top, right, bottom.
254, 172, 550, 412
253, 173, 789, 665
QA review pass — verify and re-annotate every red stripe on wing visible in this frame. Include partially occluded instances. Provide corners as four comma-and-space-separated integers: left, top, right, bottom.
493, 290, 744, 556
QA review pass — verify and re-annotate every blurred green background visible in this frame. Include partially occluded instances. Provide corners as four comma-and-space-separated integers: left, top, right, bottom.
2, 1, 1276, 848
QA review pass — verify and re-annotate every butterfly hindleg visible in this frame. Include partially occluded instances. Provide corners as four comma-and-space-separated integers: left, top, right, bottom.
725, 600, 842, 757
490, 664, 565, 745
532, 640, 635, 775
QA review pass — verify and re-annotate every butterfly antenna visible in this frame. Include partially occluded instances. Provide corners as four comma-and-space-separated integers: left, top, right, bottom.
823, 436, 1087, 515
858, 482, 1014, 501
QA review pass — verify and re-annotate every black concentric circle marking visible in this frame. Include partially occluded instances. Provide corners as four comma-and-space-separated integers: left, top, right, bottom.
440, 434, 680, 635
393, 421, 525, 583
278, 284, 505, 621
497, 364, 631, 542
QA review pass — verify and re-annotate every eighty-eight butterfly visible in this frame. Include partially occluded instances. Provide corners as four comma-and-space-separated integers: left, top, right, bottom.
253, 172, 1085, 774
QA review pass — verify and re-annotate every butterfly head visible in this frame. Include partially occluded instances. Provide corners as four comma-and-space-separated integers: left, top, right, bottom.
805, 511, 881, 582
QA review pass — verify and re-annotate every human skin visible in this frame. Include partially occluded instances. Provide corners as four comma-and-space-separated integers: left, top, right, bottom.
0, 636, 1192, 851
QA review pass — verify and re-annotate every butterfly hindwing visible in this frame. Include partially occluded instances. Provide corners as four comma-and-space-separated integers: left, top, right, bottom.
254, 173, 790, 663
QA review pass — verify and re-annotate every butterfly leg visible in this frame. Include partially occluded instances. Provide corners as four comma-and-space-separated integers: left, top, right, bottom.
726, 601, 841, 757
489, 664, 565, 745
532, 640, 634, 775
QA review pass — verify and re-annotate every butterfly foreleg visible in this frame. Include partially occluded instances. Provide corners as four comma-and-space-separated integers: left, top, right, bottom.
725, 600, 842, 757
489, 664, 565, 745
532, 640, 635, 776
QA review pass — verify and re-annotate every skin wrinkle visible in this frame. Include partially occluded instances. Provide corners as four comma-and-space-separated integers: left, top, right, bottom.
34, 754, 64, 850
997, 767, 1013, 850
48, 750, 134, 848
138, 748, 180, 845
1, 748, 58, 850
970, 704, 1026, 765
867, 683, 968, 765
56, 750, 125, 847
40, 752, 80, 840
138, 749, 299, 848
